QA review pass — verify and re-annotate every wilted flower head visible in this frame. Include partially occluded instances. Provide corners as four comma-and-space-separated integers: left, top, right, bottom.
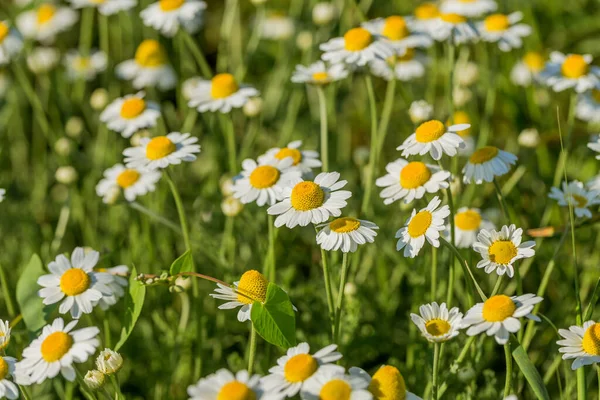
84, 370, 105, 390
96, 349, 123, 375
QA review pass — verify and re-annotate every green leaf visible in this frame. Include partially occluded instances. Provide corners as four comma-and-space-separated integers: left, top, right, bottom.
169, 250, 193, 276
512, 342, 550, 400
16, 254, 52, 332
115, 266, 146, 351
250, 282, 296, 349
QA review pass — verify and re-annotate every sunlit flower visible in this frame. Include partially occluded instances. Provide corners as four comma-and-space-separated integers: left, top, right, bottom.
0, 21, 23, 65
396, 196, 450, 258
301, 368, 372, 400
477, 12, 531, 52
548, 180, 600, 219
397, 119, 467, 160
261, 13, 295, 41
258, 140, 322, 177
96, 349, 123, 375
447, 207, 495, 248
350, 365, 422, 400
0, 320, 10, 351
187, 73, 259, 113
429, 13, 478, 45
406, 3, 440, 36
291, 61, 348, 85
141, 0, 206, 37
100, 92, 161, 138
369, 49, 428, 81
362, 16, 432, 53
68, 0, 137, 15
448, 111, 474, 155
17, 3, 78, 44
411, 302, 463, 343
0, 356, 19, 399
540, 52, 600, 93
510, 51, 545, 87
316, 217, 378, 253
320, 27, 394, 67
462, 294, 542, 344
27, 46, 60, 74
408, 100, 433, 124
94, 265, 129, 310
473, 224, 535, 278
116, 39, 176, 90
96, 164, 161, 203
124, 132, 201, 170
210, 270, 268, 322
558, 321, 600, 370
64, 50, 107, 81
188, 369, 272, 399
440, 0, 497, 18
462, 146, 517, 184
576, 89, 600, 124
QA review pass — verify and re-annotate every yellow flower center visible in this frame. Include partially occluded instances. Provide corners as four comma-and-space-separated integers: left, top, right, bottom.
392, 48, 415, 62
283, 354, 318, 383
569, 194, 588, 208
425, 319, 452, 336
344, 28, 373, 51
37, 4, 56, 24
0, 23, 9, 43
146, 136, 176, 160
217, 381, 256, 400
159, 0, 184, 11
120, 98, 146, 119
469, 146, 499, 164
400, 162, 431, 189
249, 165, 280, 189
482, 295, 516, 322
320, 379, 352, 400
211, 73, 239, 99
116, 169, 141, 188
330, 217, 361, 233
60, 268, 91, 296
440, 13, 467, 24
488, 240, 517, 265
455, 210, 482, 231
0, 358, 8, 380
382, 16, 409, 41
369, 365, 406, 400
74, 57, 91, 71
0, 332, 8, 351
275, 147, 302, 165
561, 55, 589, 79
290, 181, 325, 211
41, 332, 74, 362
407, 211, 433, 238
484, 14, 510, 31
415, 120, 446, 143
582, 323, 600, 356
592, 89, 600, 103
414, 3, 439, 20
312, 72, 329, 82
459, 0, 476, 2
448, 111, 471, 137
134, 40, 167, 67
523, 52, 544, 72
236, 270, 268, 304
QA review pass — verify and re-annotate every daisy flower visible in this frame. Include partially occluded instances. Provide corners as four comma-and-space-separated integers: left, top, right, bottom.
0, 356, 19, 399
540, 52, 600, 93
440, 0, 497, 18
261, 343, 344, 398
0, 320, 10, 351
37, 247, 116, 318
376, 159, 450, 205
232, 157, 302, 207
473, 224, 535, 278
94, 265, 129, 310
261, 13, 295, 41
123, 132, 201, 170
187, 73, 260, 113
267, 172, 352, 229
576, 89, 600, 124
210, 270, 269, 322
461, 294, 542, 345
448, 207, 495, 248
16, 318, 100, 383
258, 140, 322, 177
406, 3, 440, 36
300, 368, 372, 400
350, 365, 422, 400
408, 100, 433, 124
320, 26, 394, 67
68, 0, 137, 15
397, 119, 467, 160
16, 3, 78, 44
291, 61, 349, 85
100, 92, 161, 138
462, 146, 517, 184
557, 321, 600, 370
116, 39, 176, 90
429, 14, 478, 45
27, 46, 60, 74
316, 217, 379, 253
362, 16, 432, 53
548, 180, 600, 219
449, 111, 475, 155
0, 21, 23, 65
188, 369, 273, 400
64, 50, 107, 81
369, 49, 428, 82
410, 302, 463, 343
96, 164, 161, 203
0, 188, 5, 203
141, 0, 207, 38
396, 196, 450, 258
477, 12, 531, 52
510, 51, 545, 87
589, 136, 600, 159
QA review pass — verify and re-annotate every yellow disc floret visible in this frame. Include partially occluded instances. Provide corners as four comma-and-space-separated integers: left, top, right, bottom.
41, 332, 74, 362
320, 379, 352, 400
37, 4, 56, 24
570, 194, 588, 208
415, 3, 439, 20
369, 365, 406, 400
275, 148, 302, 165
484, 14, 510, 32
249, 165, 280, 189
455, 210, 481, 231
117, 169, 141, 188
482, 295, 516, 322
415, 120, 446, 143
284, 354, 318, 382
344, 28, 373, 51
135, 40, 167, 67
211, 73, 239, 99
382, 16, 409, 41
425, 319, 451, 337
400, 162, 431, 189
330, 217, 361, 233
440, 13, 467, 24
450, 111, 471, 137
488, 240, 517, 264
0, 357, 8, 380
582, 323, 600, 356
397, 48, 415, 62
523, 52, 544, 72
60, 268, 91, 296
290, 181, 325, 211
312, 72, 330, 83
217, 381, 256, 400
146, 136, 176, 160
561, 55, 589, 79
469, 146, 499, 164
0, 23, 9, 43
236, 270, 268, 304
407, 211, 433, 238
159, 0, 184, 11
120, 98, 146, 119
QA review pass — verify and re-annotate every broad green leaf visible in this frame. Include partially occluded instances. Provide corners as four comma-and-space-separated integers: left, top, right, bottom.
115, 266, 146, 351
250, 283, 296, 349
16, 254, 51, 332
512, 342, 550, 400
169, 250, 193, 276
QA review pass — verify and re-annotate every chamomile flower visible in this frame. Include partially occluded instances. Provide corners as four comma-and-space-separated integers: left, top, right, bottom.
406, 3, 440, 36
123, 132, 201, 170
210, 270, 268, 322
258, 140, 322, 177
316, 218, 378, 253
261, 343, 344, 398
16, 318, 100, 383
267, 172, 352, 228
300, 368, 372, 400
369, 49, 428, 81
100, 92, 161, 138
376, 159, 450, 205
557, 321, 600, 370
68, 0, 137, 15
141, 0, 206, 37
429, 14, 478, 45
320, 27, 394, 67
362, 16, 432, 53
448, 207, 495, 248
64, 50, 107, 81
397, 119, 467, 160
232, 157, 302, 207
0, 21, 23, 65
187, 73, 260, 113
96, 164, 161, 203
473, 224, 535, 278
576, 89, 600, 124
16, 3, 78, 44
116, 39, 176, 90
440, 0, 497, 18
188, 369, 273, 400
548, 180, 600, 219
0, 356, 18, 399
96, 349, 123, 374
27, 46, 60, 74
0, 320, 10, 351
94, 265, 129, 310
477, 12, 531, 52
449, 111, 475, 155
411, 302, 463, 343
510, 51, 545, 87
396, 196, 450, 258
462, 146, 517, 184
291, 61, 348, 85
540, 52, 600, 93
37, 247, 116, 318
350, 365, 422, 400
461, 294, 542, 345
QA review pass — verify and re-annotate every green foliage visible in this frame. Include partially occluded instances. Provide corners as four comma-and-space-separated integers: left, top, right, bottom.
512, 343, 550, 400
115, 266, 147, 351
250, 283, 296, 349
16, 254, 51, 332
169, 250, 193, 276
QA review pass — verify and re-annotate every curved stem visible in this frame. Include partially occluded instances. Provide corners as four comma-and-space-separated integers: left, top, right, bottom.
316, 227, 335, 338
334, 252, 350, 344
181, 30, 213, 78
360, 74, 379, 215
504, 343, 513, 397
493, 179, 511, 224
218, 114, 238, 174
432, 342, 441, 400
247, 325, 258, 374
129, 201, 182, 234
316, 86, 329, 172
439, 237, 487, 301
431, 247, 437, 302
375, 77, 396, 166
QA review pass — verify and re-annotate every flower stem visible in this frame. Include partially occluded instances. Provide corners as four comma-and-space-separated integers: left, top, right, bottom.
218, 114, 238, 174
247, 324, 258, 374
334, 252, 350, 344
439, 161, 457, 306
165, 171, 193, 259
0, 263, 16, 317
316, 86, 329, 172
316, 227, 335, 338
504, 342, 513, 397
360, 74, 379, 215
432, 342, 441, 400
129, 201, 182, 234
493, 178, 511, 224
265, 215, 276, 282
446, 41, 455, 121
375, 77, 396, 166
439, 237, 487, 301
181, 30, 213, 78
431, 247, 437, 302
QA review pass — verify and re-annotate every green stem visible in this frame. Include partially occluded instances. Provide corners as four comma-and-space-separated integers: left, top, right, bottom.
478, 45, 497, 147
334, 252, 350, 344
360, 74, 378, 215
316, 227, 335, 338
439, 160, 457, 306
181, 30, 213, 78
109, 375, 123, 400
432, 342, 441, 400
504, 342, 513, 397
79, 8, 94, 56
0, 263, 16, 317
265, 215, 276, 282
129, 201, 182, 234
431, 247, 437, 302
247, 325, 258, 374
491, 275, 503, 296
375, 77, 396, 165
12, 64, 51, 139
577, 368, 587, 400
446, 41, 455, 121
439, 237, 487, 301
316, 86, 329, 172
493, 178, 511, 224
218, 114, 238, 174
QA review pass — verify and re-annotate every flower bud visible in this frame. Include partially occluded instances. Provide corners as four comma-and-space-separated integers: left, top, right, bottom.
408, 100, 433, 124
65, 116, 84, 138
90, 88, 109, 110
312, 3, 336, 25
219, 176, 235, 196
243, 97, 263, 118
55, 166, 78, 185
54, 138, 73, 157
84, 370, 105, 390
130, 130, 151, 147
221, 196, 243, 217
96, 349, 123, 375
296, 31, 313, 51
518, 128, 540, 148
27, 47, 60, 74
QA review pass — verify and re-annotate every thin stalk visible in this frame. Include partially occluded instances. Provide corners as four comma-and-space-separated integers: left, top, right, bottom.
431, 247, 437, 302
439, 160, 457, 306
504, 342, 513, 397
493, 178, 511, 224
0, 263, 16, 317
316, 226, 335, 338
360, 74, 379, 215
375, 77, 397, 165
247, 325, 258, 374
12, 65, 51, 139
79, 8, 95, 56
432, 343, 441, 400
316, 86, 329, 172
129, 201, 182, 234
440, 237, 487, 301
244, 4, 265, 58
110, 375, 123, 400
478, 45, 497, 147
491, 275, 503, 296
218, 114, 238, 174
181, 30, 212, 78
265, 215, 276, 282
446, 42, 455, 120
334, 252, 350, 344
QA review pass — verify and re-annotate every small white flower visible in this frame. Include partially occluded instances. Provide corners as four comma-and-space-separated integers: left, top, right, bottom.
68, 0, 137, 15
540, 52, 600, 93
221, 196, 243, 217
84, 370, 105, 390
316, 217, 378, 253
0, 320, 10, 351
0, 21, 23, 65
291, 61, 348, 85
369, 49, 428, 82
397, 119, 467, 160
410, 302, 463, 342
557, 321, 600, 370
210, 270, 268, 322
477, 12, 531, 52
27, 46, 60, 74
261, 14, 295, 41
116, 39, 176, 90
362, 16, 432, 53
447, 207, 495, 249
0, 356, 19, 399
96, 349, 123, 375
510, 51, 545, 87
320, 26, 394, 67
300, 368, 372, 400
187, 73, 260, 113
96, 164, 161, 203
55, 166, 78, 185
64, 50, 107, 81
462, 146, 518, 184
100, 92, 161, 138
258, 140, 322, 177
123, 132, 201, 170
576, 89, 600, 124
517, 128, 540, 148
408, 100, 433, 124
312, 3, 337, 26
188, 369, 273, 400
349, 366, 422, 400
429, 14, 478, 45
17, 3, 78, 44
141, 0, 206, 37
548, 180, 600, 219
440, 0, 497, 18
